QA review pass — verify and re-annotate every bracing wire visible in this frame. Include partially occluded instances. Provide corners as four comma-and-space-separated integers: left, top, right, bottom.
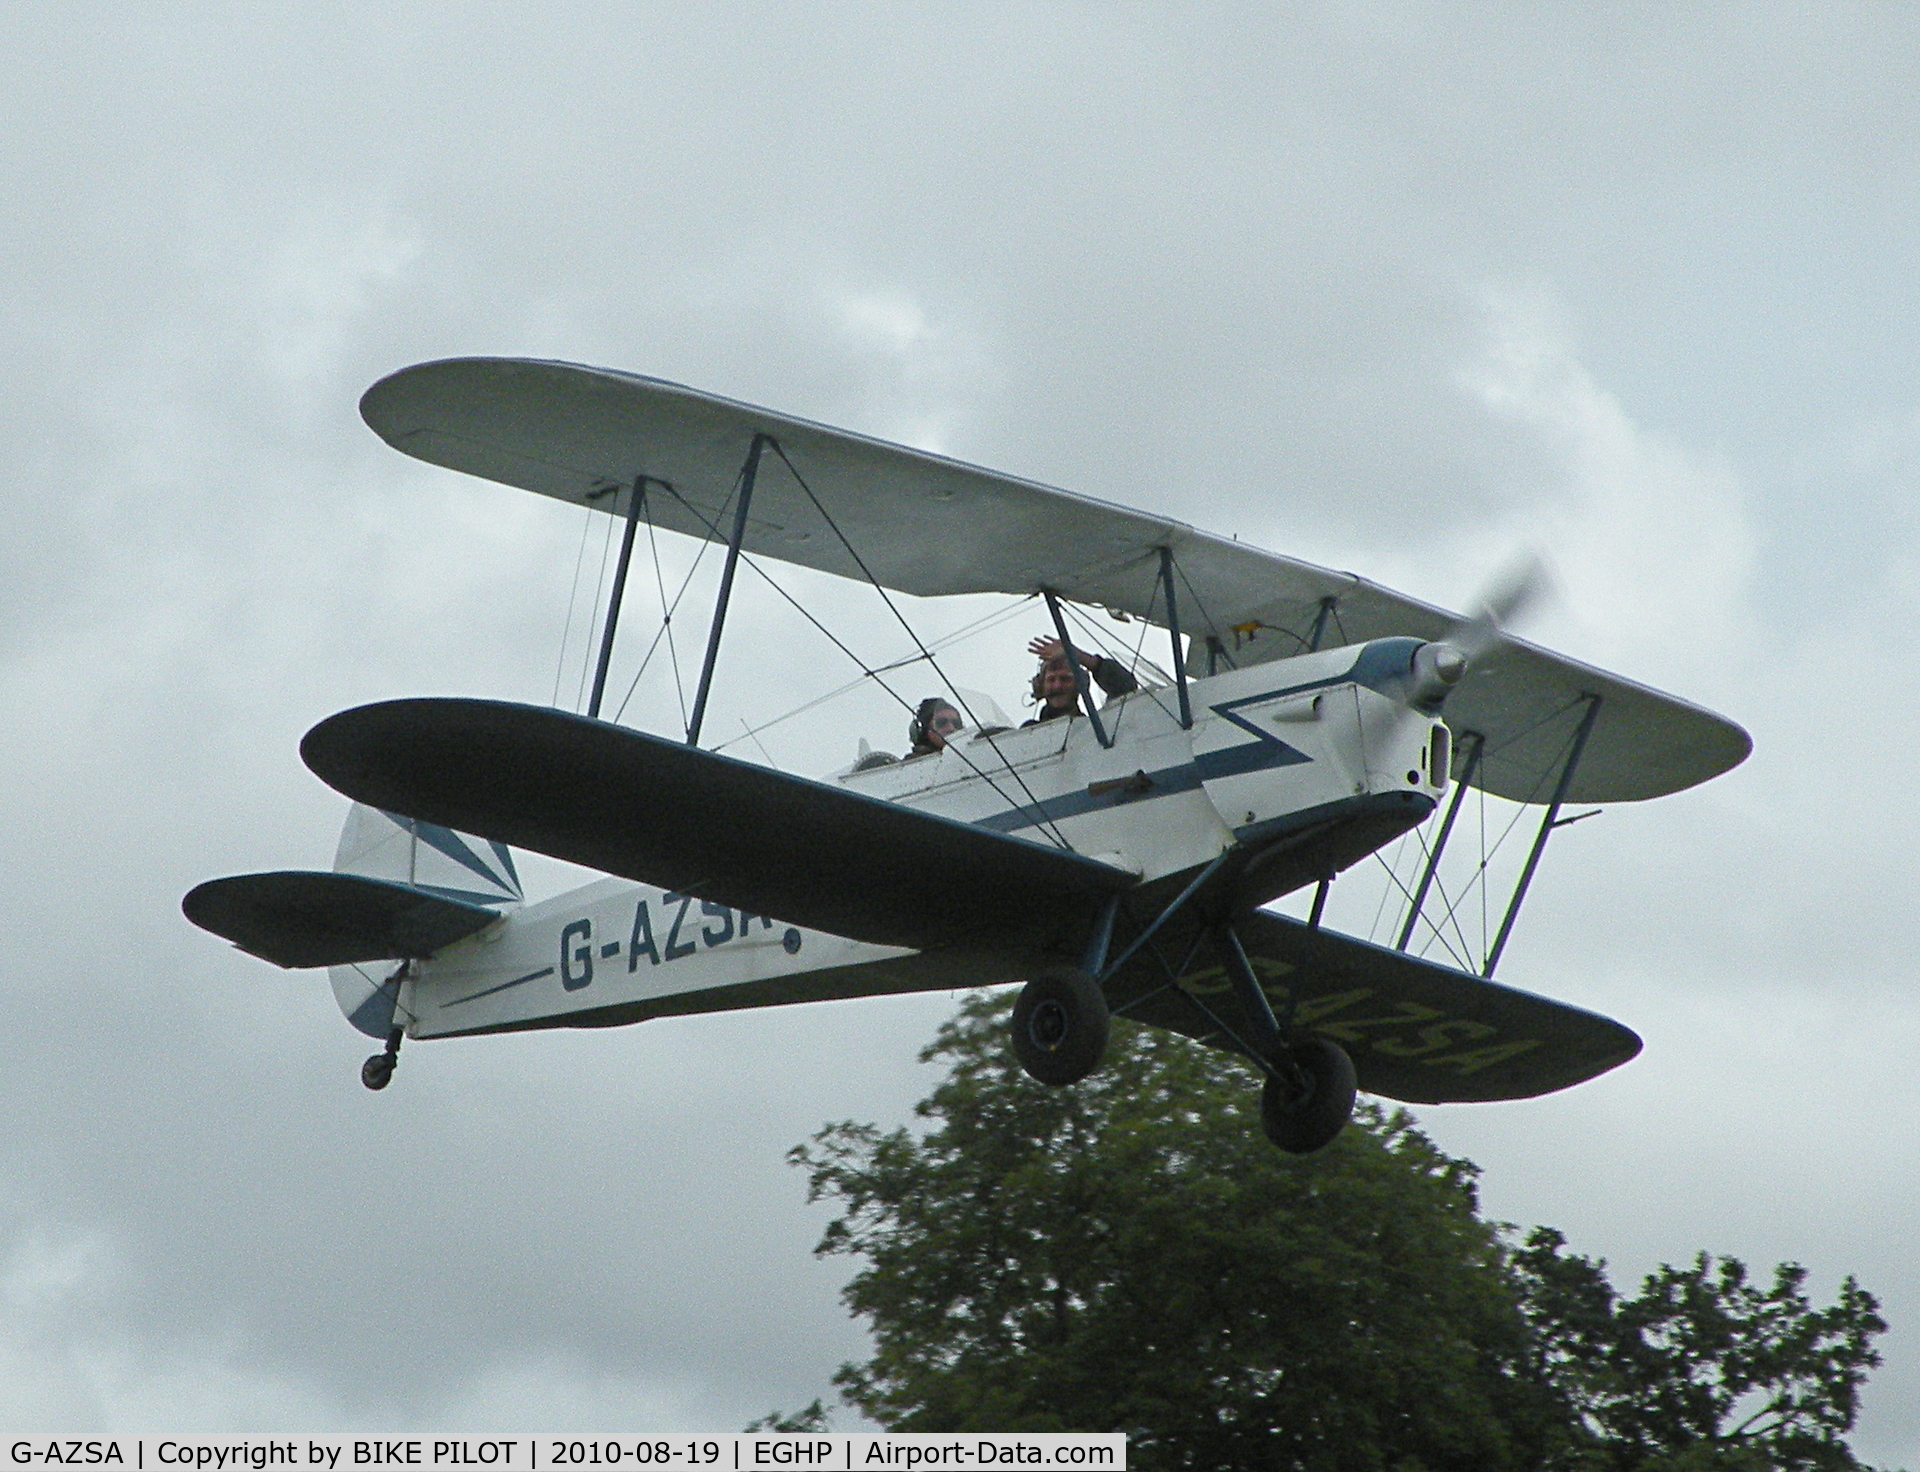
1397, 820, 1478, 966
650, 492, 692, 733
637, 482, 917, 703
1399, 702, 1593, 972
1478, 780, 1489, 965
1423, 863, 1479, 969
627, 456, 1072, 847
762, 440, 1077, 848
551, 503, 599, 707
1365, 834, 1408, 944
740, 717, 781, 771
1173, 559, 1233, 671
715, 597, 1038, 754
1397, 827, 1438, 953
609, 527, 706, 728
1127, 583, 1158, 670
574, 497, 621, 712
763, 441, 986, 724
1112, 566, 1165, 736
610, 486, 714, 727
1369, 835, 1472, 971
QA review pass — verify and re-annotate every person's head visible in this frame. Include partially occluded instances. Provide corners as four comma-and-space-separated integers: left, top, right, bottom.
910, 698, 963, 751
1032, 655, 1079, 712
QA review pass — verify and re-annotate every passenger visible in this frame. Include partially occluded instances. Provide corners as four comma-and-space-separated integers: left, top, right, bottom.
1022, 636, 1137, 726
908, 698, 964, 757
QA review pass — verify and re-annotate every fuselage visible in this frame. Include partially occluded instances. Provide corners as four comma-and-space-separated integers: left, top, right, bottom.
337, 639, 1450, 1042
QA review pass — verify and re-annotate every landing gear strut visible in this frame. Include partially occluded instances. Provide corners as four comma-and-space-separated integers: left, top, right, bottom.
361, 1026, 403, 1091
1216, 924, 1356, 1154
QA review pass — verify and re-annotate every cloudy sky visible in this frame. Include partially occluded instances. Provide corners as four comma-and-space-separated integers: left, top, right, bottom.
3, 1, 1918, 1457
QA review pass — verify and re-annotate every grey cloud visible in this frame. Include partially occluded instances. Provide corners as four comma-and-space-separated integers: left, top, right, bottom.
3, 3, 1919, 1461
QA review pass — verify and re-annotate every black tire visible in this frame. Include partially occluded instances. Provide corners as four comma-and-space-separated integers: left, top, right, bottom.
1010, 968, 1110, 1086
361, 1053, 394, 1091
1260, 1036, 1356, 1154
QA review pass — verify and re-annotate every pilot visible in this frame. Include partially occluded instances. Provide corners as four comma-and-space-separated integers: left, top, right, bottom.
909, 697, 964, 756
1022, 636, 1136, 725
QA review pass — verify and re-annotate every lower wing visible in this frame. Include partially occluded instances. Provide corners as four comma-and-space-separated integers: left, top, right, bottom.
301, 698, 1137, 954
1114, 908, 1641, 1103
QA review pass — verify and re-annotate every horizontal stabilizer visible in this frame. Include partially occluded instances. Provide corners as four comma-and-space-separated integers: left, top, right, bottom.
301, 698, 1138, 953
183, 871, 504, 969
1116, 909, 1640, 1104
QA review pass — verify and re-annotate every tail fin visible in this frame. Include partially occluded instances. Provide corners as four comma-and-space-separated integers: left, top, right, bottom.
326, 806, 524, 1037
333, 803, 523, 906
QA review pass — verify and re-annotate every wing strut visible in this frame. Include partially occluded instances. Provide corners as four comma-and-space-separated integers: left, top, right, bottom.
686, 434, 770, 746
1218, 925, 1285, 1062
1305, 596, 1339, 652
587, 477, 657, 720
1307, 876, 1331, 928
1483, 694, 1602, 976
1043, 588, 1113, 748
1098, 849, 1232, 992
1396, 731, 1486, 953
1157, 547, 1193, 729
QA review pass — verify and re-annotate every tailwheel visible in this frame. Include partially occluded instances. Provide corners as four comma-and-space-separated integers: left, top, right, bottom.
1260, 1035, 1356, 1154
361, 1027, 403, 1092
1011, 968, 1110, 1086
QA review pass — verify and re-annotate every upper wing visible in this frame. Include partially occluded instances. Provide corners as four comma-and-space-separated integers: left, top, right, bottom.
1113, 908, 1641, 1104
360, 356, 1749, 803
300, 698, 1137, 953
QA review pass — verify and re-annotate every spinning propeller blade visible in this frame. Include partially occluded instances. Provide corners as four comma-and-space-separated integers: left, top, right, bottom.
1401, 553, 1553, 718
1450, 552, 1548, 660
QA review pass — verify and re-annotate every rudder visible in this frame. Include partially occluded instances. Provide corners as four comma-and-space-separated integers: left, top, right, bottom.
328, 805, 523, 1037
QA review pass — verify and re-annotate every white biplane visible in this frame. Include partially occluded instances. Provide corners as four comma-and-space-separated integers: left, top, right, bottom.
184, 358, 1749, 1153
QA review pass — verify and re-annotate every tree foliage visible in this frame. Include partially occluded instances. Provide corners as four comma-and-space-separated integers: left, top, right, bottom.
788, 993, 1893, 1472
1512, 1228, 1887, 1471
794, 992, 1568, 1467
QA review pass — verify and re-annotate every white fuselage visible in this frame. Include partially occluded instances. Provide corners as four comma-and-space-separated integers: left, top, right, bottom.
336, 640, 1450, 1042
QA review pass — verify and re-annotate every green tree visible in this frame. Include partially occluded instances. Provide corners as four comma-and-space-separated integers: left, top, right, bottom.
793, 992, 1572, 1469
791, 992, 1893, 1472
743, 1400, 831, 1433
1512, 1228, 1887, 1472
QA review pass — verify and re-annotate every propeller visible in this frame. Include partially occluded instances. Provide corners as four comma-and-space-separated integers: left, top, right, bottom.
1404, 553, 1551, 713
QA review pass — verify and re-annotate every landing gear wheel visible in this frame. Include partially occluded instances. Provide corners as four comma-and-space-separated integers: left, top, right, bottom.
1260, 1036, 1356, 1154
361, 1026, 403, 1092
1011, 968, 1110, 1086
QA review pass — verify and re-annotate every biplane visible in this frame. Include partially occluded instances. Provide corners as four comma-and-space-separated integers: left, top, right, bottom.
183, 358, 1749, 1153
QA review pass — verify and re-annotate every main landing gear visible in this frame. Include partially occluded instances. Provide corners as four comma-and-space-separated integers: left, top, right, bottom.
1005, 875, 1357, 1155
1011, 893, 1121, 1089
361, 1026, 403, 1091
1216, 925, 1355, 1153
1011, 967, 1111, 1086
1259, 1035, 1356, 1155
